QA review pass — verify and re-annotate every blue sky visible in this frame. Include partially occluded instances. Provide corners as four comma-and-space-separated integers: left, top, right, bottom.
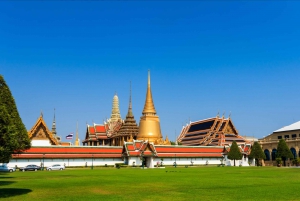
1, 1, 300, 143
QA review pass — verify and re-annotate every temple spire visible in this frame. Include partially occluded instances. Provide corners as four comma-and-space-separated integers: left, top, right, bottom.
127, 81, 133, 117
117, 81, 139, 142
137, 71, 163, 144
142, 70, 156, 115
51, 108, 56, 136
110, 93, 121, 121
75, 121, 79, 146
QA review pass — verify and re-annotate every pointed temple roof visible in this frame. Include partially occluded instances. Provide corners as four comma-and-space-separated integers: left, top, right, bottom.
51, 108, 56, 136
83, 124, 108, 143
117, 82, 139, 137
75, 121, 79, 146
142, 70, 156, 115
28, 114, 59, 145
110, 93, 122, 121
137, 71, 165, 144
177, 115, 249, 146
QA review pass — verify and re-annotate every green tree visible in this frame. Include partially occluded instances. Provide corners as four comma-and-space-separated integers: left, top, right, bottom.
0, 75, 31, 163
227, 141, 242, 166
249, 141, 266, 166
276, 139, 293, 166
170, 141, 182, 145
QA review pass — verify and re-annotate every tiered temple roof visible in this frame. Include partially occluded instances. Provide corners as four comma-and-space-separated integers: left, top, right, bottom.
116, 83, 139, 140
177, 115, 249, 146
83, 124, 108, 145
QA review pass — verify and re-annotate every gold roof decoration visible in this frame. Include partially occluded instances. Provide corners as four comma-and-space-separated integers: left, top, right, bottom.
28, 114, 59, 145
75, 121, 79, 146
164, 135, 171, 145
142, 70, 156, 115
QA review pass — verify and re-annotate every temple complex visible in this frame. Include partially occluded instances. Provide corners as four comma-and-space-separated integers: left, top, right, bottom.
178, 114, 249, 146
8, 71, 254, 168
83, 87, 140, 146
136, 71, 170, 145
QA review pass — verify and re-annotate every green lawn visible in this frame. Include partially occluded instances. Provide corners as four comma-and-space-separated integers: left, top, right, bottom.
0, 166, 299, 201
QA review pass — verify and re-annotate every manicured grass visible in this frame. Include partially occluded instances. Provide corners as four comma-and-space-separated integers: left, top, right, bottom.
1, 166, 300, 201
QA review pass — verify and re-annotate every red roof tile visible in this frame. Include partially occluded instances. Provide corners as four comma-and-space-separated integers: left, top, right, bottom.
89, 127, 95, 134
95, 125, 106, 133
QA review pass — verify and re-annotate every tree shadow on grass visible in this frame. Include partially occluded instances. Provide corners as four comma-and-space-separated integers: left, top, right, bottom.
0, 181, 16, 186
0, 188, 32, 198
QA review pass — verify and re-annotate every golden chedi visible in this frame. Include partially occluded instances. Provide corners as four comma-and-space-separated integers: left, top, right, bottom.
137, 71, 164, 144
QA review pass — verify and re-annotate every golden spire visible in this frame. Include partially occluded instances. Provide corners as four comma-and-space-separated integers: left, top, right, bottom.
75, 121, 79, 146
142, 70, 156, 115
137, 70, 163, 144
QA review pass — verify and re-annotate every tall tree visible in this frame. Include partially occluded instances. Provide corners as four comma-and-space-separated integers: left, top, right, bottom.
276, 139, 293, 166
227, 141, 242, 166
249, 141, 266, 166
0, 75, 31, 163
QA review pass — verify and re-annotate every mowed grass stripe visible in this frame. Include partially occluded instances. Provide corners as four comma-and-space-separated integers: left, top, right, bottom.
1, 167, 300, 201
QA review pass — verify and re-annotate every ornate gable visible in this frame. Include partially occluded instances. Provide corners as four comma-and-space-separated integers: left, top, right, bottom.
28, 115, 59, 145
123, 140, 157, 157
224, 119, 238, 135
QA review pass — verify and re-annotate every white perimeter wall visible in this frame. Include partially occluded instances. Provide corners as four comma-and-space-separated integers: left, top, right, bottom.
8, 156, 253, 168
127, 157, 224, 168
8, 158, 124, 168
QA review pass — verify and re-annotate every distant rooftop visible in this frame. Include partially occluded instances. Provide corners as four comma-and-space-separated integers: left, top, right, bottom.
274, 121, 300, 133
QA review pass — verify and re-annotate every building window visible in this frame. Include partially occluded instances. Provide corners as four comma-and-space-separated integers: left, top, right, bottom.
277, 136, 282, 139
292, 134, 297, 138
272, 149, 277, 161
284, 135, 289, 139
264, 149, 270, 161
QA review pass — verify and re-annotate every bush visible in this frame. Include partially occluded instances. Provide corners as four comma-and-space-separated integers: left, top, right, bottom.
276, 158, 282, 166
115, 163, 125, 169
292, 158, 300, 166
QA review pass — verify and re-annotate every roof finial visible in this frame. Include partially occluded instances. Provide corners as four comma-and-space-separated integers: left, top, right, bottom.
148, 69, 150, 87
229, 111, 231, 119
222, 112, 225, 118
217, 111, 219, 117
142, 70, 156, 115
75, 121, 79, 146
40, 110, 43, 118
52, 108, 57, 136
54, 108, 56, 119
129, 81, 132, 110
126, 81, 133, 117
